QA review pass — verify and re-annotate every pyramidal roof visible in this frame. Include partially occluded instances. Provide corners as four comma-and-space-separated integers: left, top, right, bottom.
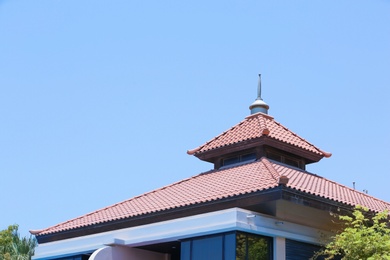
31, 158, 390, 236
187, 112, 331, 159
32, 77, 390, 241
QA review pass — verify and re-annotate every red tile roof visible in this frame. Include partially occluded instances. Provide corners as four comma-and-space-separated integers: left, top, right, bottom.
33, 158, 390, 236
187, 112, 331, 158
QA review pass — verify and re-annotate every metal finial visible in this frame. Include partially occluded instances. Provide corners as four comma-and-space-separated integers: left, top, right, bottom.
249, 74, 269, 114
257, 74, 262, 100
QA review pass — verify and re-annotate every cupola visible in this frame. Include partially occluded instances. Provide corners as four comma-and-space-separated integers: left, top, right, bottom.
187, 75, 331, 170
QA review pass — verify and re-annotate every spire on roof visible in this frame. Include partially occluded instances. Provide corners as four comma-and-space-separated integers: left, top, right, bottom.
249, 74, 269, 114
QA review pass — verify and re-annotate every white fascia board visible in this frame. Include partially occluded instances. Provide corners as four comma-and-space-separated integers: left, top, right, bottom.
235, 209, 329, 244
33, 208, 238, 259
33, 208, 328, 259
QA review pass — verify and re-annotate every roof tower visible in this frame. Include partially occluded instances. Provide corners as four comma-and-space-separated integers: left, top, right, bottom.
188, 75, 331, 170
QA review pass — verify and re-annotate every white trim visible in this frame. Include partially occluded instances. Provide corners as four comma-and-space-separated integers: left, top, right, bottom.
274, 237, 286, 260
33, 208, 328, 259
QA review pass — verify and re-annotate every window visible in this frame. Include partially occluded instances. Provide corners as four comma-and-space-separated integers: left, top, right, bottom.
236, 232, 272, 260
284, 157, 300, 168
181, 233, 235, 260
266, 150, 303, 169
192, 236, 223, 259
181, 232, 272, 260
285, 239, 342, 260
54, 255, 91, 260
223, 153, 256, 167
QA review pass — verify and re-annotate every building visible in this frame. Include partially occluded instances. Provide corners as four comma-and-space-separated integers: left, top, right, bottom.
31, 76, 390, 260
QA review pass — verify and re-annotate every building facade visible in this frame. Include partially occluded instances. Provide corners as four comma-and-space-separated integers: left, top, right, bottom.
31, 77, 390, 260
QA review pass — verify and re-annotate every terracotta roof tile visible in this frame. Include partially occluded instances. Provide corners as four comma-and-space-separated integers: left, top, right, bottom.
271, 162, 390, 212
34, 158, 390, 236
188, 113, 331, 157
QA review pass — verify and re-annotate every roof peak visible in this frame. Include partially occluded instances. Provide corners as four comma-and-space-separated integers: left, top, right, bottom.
249, 74, 269, 114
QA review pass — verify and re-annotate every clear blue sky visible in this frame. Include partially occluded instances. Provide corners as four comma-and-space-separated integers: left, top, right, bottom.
1, 0, 389, 237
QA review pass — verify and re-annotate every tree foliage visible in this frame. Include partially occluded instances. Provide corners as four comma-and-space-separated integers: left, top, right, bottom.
0, 225, 37, 260
316, 206, 390, 260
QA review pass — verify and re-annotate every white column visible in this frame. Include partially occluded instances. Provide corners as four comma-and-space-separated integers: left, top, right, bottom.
273, 237, 286, 260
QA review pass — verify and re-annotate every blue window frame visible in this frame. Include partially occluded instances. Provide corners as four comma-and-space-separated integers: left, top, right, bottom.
223, 153, 256, 167
181, 231, 272, 260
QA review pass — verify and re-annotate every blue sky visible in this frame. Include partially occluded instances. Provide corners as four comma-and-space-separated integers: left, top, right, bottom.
1, 0, 389, 237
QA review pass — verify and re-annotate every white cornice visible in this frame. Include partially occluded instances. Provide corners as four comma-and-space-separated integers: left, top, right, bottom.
33, 208, 328, 259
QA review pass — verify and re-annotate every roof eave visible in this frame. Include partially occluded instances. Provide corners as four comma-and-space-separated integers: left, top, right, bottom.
34, 184, 385, 244
193, 136, 325, 163
35, 187, 283, 244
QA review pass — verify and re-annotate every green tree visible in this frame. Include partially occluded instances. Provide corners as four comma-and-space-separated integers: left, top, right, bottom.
0, 225, 37, 260
315, 206, 390, 260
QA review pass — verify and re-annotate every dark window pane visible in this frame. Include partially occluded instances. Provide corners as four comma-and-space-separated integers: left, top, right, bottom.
286, 239, 341, 260
55, 256, 82, 260
192, 236, 223, 260
236, 232, 271, 260
284, 157, 300, 168
224, 233, 236, 260
181, 232, 272, 260
180, 241, 191, 260
224, 156, 240, 166
267, 152, 281, 162
236, 233, 247, 260
241, 153, 256, 162
247, 234, 269, 260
